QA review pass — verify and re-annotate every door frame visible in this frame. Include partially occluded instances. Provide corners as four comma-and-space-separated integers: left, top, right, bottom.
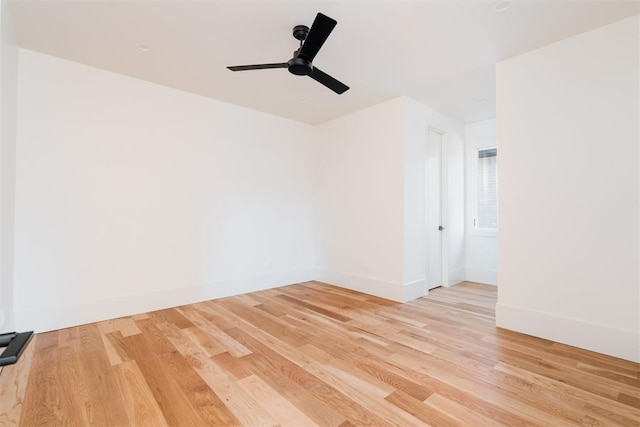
424, 126, 449, 295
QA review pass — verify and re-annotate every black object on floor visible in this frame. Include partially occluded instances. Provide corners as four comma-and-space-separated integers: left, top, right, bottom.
0, 331, 34, 366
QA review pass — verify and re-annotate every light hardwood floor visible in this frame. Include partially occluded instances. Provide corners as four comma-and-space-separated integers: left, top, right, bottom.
0, 281, 638, 426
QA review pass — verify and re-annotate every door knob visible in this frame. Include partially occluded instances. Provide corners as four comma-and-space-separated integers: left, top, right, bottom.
438, 225, 444, 231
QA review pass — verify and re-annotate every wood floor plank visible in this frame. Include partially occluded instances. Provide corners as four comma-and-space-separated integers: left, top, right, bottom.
291, 319, 433, 401
57, 326, 81, 348
494, 362, 640, 425
148, 307, 195, 329
117, 332, 210, 426
131, 312, 150, 321
619, 393, 640, 410
385, 390, 460, 427
276, 293, 353, 322
19, 331, 70, 426
99, 330, 124, 366
113, 360, 169, 427
551, 340, 640, 373
304, 360, 428, 425
159, 350, 242, 426
236, 373, 318, 426
500, 349, 640, 400
389, 350, 587, 426
224, 325, 392, 425
276, 288, 359, 319
425, 393, 504, 426
75, 325, 132, 426
103, 330, 133, 364
53, 344, 91, 426
243, 352, 348, 426
111, 317, 142, 337
299, 342, 399, 398
4, 281, 638, 426
0, 334, 36, 426
283, 308, 396, 359
134, 317, 180, 355
176, 305, 252, 358
215, 298, 311, 348
577, 362, 639, 383
185, 343, 280, 426
210, 352, 253, 380
483, 333, 640, 397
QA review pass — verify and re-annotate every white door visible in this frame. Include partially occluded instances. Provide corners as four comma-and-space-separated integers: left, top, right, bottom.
426, 129, 443, 291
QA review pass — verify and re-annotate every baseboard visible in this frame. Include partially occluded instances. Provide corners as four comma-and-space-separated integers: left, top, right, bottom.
448, 268, 466, 286
496, 302, 640, 363
0, 309, 14, 334
466, 268, 497, 285
312, 268, 415, 302
403, 279, 425, 302
13, 268, 315, 333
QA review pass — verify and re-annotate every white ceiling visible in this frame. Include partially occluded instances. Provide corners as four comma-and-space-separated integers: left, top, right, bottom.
9, 0, 640, 125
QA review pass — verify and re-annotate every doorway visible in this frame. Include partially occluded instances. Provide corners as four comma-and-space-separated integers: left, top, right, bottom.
425, 128, 446, 292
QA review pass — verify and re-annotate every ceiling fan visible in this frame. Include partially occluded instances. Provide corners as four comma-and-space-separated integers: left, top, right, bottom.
227, 13, 349, 95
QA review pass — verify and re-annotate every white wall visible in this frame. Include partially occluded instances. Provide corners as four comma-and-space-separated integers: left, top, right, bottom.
15, 49, 316, 332
313, 96, 464, 302
313, 98, 406, 301
496, 16, 639, 362
0, 1, 18, 332
465, 119, 497, 285
404, 98, 465, 290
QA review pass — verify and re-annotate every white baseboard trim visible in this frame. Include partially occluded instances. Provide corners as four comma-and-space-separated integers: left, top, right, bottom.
312, 268, 412, 302
448, 268, 466, 286
0, 309, 15, 334
403, 279, 425, 302
14, 268, 315, 333
466, 268, 497, 286
496, 302, 640, 363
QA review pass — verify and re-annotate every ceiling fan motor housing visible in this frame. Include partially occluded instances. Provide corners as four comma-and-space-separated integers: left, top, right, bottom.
293, 25, 309, 41
288, 56, 313, 75
290, 25, 313, 75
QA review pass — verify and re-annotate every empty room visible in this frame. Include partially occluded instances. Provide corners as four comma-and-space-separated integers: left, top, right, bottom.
0, 0, 638, 425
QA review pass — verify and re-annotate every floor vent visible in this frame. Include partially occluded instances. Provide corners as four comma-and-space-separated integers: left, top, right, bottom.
0, 331, 34, 366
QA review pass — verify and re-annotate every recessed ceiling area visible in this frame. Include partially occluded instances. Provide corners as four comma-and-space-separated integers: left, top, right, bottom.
8, 0, 639, 125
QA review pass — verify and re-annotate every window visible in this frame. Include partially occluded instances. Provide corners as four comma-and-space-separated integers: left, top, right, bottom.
474, 147, 498, 229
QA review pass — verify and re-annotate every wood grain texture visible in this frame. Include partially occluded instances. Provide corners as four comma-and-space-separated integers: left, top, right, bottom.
1, 281, 638, 426
0, 334, 36, 426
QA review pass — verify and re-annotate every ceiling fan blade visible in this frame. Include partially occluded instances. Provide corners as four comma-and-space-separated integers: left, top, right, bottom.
298, 13, 337, 62
227, 63, 288, 71
309, 67, 349, 94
